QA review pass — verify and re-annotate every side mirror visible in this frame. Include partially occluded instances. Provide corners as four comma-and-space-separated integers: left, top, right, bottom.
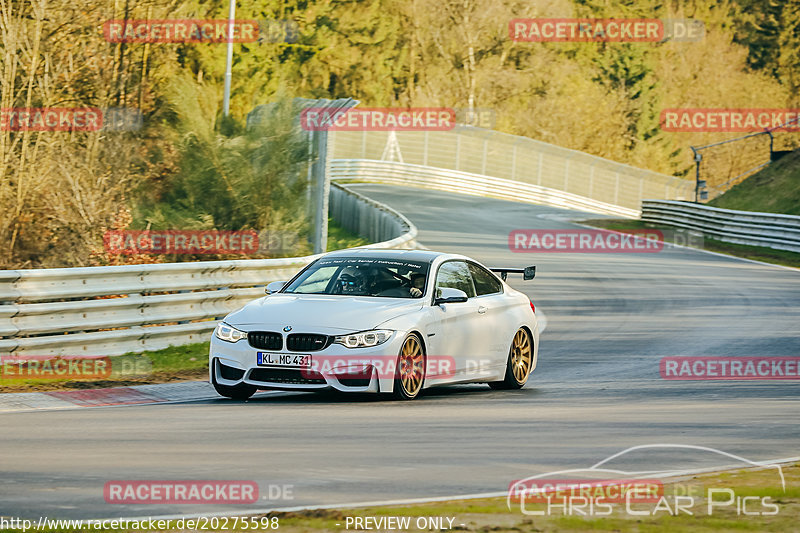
265, 281, 287, 294
434, 287, 469, 305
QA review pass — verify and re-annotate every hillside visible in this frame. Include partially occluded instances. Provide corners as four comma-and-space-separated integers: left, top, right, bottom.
708, 149, 800, 216
2, 0, 799, 268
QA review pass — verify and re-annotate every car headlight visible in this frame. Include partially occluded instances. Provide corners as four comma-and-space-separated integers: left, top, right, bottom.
215, 323, 248, 343
334, 329, 394, 348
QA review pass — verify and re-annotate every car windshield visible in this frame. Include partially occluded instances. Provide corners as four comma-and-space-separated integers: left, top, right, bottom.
283, 257, 429, 298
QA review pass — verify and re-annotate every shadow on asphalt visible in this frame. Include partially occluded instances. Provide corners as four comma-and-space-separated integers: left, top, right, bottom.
204, 384, 543, 405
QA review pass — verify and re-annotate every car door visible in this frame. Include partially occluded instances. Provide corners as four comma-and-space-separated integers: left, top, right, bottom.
427, 260, 484, 376
467, 262, 512, 376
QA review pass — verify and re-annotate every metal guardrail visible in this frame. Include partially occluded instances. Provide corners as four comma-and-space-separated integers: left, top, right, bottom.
329, 126, 694, 214
330, 159, 640, 218
330, 182, 418, 245
0, 184, 418, 356
641, 200, 800, 253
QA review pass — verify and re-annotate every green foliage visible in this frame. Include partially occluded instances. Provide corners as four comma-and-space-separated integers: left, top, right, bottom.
135, 80, 310, 240
2, 0, 798, 268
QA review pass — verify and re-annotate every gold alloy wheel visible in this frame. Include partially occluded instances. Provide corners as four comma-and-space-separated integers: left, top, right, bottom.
510, 329, 532, 384
398, 335, 424, 397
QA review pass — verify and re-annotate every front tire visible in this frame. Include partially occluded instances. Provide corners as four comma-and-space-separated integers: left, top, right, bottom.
393, 333, 425, 400
489, 328, 532, 390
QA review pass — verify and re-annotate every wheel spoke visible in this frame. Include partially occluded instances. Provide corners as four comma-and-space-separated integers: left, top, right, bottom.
399, 337, 425, 396
508, 330, 531, 384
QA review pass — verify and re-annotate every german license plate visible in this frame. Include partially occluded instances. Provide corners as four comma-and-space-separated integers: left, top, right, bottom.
257, 352, 311, 368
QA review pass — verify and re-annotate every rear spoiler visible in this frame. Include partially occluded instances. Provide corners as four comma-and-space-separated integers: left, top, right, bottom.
490, 266, 536, 281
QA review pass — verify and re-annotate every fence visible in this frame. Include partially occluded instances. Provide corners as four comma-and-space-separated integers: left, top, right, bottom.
641, 200, 800, 253
330, 159, 640, 218
329, 125, 694, 215
690, 116, 800, 201
0, 184, 418, 356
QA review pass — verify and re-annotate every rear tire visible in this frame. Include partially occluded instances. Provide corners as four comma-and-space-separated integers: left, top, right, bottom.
392, 334, 426, 400
489, 328, 532, 390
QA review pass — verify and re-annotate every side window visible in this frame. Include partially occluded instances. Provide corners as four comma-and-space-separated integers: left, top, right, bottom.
468, 263, 502, 296
435, 261, 475, 298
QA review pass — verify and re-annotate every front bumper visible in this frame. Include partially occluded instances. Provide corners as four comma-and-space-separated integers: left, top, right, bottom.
210, 332, 406, 393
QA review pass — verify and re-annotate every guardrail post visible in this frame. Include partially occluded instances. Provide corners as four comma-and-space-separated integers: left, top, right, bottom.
311, 128, 329, 254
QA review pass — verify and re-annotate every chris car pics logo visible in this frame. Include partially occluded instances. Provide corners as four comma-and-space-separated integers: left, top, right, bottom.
508, 444, 785, 517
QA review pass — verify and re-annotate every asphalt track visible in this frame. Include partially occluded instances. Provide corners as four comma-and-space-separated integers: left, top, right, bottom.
2, 184, 799, 519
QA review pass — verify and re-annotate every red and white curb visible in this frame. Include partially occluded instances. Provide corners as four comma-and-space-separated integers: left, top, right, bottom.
0, 381, 267, 414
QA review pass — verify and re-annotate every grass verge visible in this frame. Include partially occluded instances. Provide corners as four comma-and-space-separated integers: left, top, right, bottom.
582, 218, 800, 269
327, 218, 370, 251
0, 342, 210, 393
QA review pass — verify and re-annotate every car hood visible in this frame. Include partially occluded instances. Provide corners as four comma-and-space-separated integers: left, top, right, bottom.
224, 294, 423, 332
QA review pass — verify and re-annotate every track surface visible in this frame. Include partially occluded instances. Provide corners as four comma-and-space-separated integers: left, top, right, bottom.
2, 185, 799, 519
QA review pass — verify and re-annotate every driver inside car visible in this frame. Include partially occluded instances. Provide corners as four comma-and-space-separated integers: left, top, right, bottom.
337, 266, 365, 294
409, 273, 425, 298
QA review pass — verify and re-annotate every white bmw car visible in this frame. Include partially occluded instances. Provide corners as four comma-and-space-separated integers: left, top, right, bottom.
209, 249, 538, 400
